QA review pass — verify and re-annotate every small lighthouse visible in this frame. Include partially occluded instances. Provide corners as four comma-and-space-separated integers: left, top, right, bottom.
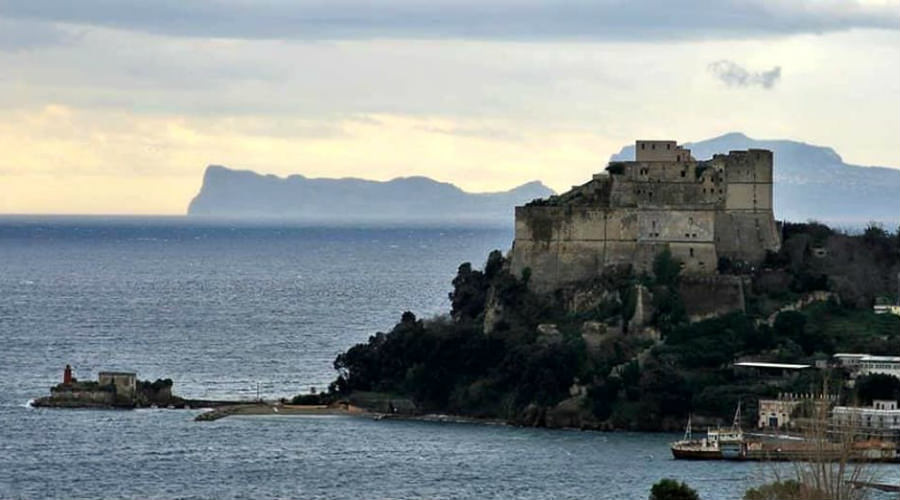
63, 364, 73, 385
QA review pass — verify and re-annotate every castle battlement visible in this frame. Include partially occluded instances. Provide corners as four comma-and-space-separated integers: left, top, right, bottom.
510, 140, 781, 292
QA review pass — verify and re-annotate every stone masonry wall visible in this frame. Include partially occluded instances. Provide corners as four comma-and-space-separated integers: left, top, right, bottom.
510, 145, 779, 293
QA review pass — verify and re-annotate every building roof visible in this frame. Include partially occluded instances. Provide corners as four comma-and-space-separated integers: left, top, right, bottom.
833, 353, 869, 358
734, 362, 811, 370
861, 356, 900, 363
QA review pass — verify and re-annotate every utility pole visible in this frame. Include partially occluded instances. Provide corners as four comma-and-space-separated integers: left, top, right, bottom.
256, 381, 261, 402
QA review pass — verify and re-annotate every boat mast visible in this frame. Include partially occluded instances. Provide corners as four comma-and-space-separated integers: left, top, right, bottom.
683, 414, 692, 441
732, 401, 742, 431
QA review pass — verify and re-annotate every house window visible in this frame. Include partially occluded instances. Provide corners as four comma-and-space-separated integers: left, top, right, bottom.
641, 144, 646, 150
667, 144, 671, 150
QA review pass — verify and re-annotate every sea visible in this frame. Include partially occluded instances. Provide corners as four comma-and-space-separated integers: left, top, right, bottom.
0, 216, 892, 500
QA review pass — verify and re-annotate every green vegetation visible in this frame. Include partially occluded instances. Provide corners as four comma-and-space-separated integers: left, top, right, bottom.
305, 222, 900, 429
649, 479, 699, 500
854, 373, 900, 404
743, 480, 815, 500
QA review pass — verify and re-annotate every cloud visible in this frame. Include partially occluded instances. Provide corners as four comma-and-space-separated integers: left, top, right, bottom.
0, 18, 78, 51
0, 0, 897, 43
708, 60, 782, 89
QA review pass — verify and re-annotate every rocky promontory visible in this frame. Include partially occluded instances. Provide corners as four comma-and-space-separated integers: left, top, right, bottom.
187, 165, 554, 224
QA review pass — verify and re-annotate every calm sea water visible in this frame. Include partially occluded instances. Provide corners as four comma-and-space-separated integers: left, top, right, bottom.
0, 217, 889, 499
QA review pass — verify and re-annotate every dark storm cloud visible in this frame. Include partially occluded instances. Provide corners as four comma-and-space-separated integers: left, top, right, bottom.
0, 0, 897, 42
708, 60, 782, 89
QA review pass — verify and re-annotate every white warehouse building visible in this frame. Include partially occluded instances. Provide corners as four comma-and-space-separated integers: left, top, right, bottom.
833, 354, 900, 380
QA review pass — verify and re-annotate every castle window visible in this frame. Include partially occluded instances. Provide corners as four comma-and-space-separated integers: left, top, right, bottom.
689, 248, 694, 257
641, 143, 646, 150
681, 170, 686, 177
692, 233, 697, 238
685, 233, 690, 238
652, 144, 656, 150
667, 144, 671, 150
689, 217, 694, 225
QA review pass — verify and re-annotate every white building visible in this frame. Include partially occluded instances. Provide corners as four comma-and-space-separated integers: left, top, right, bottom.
832, 353, 900, 380
873, 304, 900, 316
832, 400, 900, 431
858, 356, 900, 379
833, 353, 868, 369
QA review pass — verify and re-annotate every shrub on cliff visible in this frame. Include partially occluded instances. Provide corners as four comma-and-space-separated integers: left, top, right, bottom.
318, 222, 900, 429
331, 251, 586, 417
649, 479, 699, 500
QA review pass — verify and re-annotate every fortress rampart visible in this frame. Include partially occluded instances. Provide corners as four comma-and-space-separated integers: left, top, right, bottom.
510, 140, 781, 292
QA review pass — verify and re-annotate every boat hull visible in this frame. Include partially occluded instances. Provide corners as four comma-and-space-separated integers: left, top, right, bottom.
671, 447, 722, 460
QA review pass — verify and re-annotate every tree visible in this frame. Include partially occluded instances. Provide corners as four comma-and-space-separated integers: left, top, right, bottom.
743, 480, 815, 500
649, 479, 699, 500
855, 373, 900, 404
652, 248, 682, 287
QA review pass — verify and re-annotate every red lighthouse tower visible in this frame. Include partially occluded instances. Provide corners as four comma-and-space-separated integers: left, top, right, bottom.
63, 364, 73, 385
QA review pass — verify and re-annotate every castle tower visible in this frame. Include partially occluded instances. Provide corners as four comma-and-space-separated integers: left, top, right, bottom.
509, 139, 781, 293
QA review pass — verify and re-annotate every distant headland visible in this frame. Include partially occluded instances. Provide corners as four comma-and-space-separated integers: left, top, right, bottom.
187, 167, 554, 224
185, 132, 899, 227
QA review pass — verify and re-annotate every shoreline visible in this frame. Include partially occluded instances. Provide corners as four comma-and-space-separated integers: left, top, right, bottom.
193, 403, 372, 421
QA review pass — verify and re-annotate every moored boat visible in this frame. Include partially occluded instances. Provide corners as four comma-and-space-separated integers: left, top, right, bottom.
671, 405, 745, 460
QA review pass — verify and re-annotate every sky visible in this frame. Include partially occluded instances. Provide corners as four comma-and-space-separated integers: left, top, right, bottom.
0, 0, 898, 215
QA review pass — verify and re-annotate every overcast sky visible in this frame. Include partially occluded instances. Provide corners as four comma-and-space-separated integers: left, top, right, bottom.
1, 0, 898, 214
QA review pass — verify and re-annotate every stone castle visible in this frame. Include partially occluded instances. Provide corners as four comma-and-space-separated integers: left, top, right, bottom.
510, 140, 781, 292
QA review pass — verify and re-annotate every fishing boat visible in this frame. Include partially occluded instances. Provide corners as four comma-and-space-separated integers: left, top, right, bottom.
671, 404, 746, 460
671, 403, 900, 462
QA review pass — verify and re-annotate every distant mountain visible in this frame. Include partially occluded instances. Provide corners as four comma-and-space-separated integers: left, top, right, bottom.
187, 166, 554, 224
612, 132, 899, 227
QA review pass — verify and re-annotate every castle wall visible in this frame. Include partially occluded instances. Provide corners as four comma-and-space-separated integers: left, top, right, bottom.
511, 144, 779, 292
679, 275, 747, 320
714, 211, 781, 263
635, 141, 691, 162
511, 205, 720, 290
